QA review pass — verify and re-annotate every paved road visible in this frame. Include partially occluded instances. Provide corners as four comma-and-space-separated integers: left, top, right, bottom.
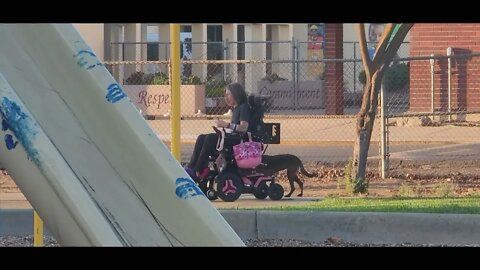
149, 118, 480, 144
152, 118, 480, 164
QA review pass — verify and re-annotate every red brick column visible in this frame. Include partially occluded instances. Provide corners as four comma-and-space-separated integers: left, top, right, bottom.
324, 23, 344, 115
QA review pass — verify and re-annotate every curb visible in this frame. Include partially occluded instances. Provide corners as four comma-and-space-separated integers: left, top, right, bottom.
2, 209, 480, 245
221, 211, 480, 245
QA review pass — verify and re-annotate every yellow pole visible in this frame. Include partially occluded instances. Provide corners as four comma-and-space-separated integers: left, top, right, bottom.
170, 24, 181, 161
33, 211, 43, 247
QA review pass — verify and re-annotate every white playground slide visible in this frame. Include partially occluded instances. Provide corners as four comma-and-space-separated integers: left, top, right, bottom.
0, 24, 244, 246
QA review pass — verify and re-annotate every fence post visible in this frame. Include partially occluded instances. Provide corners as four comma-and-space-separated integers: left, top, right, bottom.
430, 54, 435, 121
447, 47, 453, 121
33, 211, 43, 247
353, 42, 357, 94
380, 75, 389, 179
170, 24, 181, 161
164, 42, 169, 62
295, 40, 300, 111
291, 37, 297, 110
224, 38, 229, 80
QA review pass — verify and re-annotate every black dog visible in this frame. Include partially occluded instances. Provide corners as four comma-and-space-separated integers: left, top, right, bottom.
256, 154, 317, 197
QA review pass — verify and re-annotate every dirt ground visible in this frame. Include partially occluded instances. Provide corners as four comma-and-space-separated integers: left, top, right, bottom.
276, 159, 480, 198
2, 159, 480, 198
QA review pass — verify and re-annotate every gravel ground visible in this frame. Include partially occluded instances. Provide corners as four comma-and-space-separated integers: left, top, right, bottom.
1, 236, 59, 247
2, 236, 478, 247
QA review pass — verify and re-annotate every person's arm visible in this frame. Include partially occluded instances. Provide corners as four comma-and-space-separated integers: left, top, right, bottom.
216, 104, 250, 132
215, 119, 248, 133
230, 120, 248, 133
229, 105, 250, 133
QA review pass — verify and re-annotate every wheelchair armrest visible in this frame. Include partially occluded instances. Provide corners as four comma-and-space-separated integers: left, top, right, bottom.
212, 126, 244, 139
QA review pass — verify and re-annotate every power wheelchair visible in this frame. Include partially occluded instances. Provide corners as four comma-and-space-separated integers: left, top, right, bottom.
197, 95, 281, 202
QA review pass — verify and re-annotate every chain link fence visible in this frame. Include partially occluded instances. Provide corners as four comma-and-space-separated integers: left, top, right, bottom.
383, 52, 480, 180
105, 58, 363, 168
105, 44, 480, 183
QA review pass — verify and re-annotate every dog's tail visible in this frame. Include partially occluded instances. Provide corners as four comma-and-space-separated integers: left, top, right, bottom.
300, 163, 318, 178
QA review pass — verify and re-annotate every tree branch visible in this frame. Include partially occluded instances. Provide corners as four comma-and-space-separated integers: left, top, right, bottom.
369, 67, 385, 114
356, 23, 372, 78
372, 23, 395, 70
382, 23, 414, 66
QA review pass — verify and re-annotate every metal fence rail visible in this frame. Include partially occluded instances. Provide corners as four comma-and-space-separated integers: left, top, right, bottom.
105, 51, 480, 181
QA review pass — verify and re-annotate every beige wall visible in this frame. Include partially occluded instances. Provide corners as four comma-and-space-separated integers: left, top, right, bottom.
74, 24, 105, 61
71, 23, 415, 64
123, 85, 206, 116
272, 24, 292, 80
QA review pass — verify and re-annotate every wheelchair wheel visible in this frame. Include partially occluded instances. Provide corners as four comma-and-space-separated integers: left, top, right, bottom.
206, 188, 218, 201
198, 179, 208, 194
215, 172, 243, 202
268, 183, 284, 201
253, 182, 269, 200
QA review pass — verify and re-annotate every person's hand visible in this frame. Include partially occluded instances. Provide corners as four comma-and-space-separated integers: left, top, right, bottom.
215, 119, 229, 128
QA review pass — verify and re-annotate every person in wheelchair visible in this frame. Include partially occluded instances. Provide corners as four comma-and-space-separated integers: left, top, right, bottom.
185, 82, 251, 181
199, 92, 283, 202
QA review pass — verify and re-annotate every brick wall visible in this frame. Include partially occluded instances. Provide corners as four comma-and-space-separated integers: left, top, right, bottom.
324, 23, 344, 115
410, 23, 480, 112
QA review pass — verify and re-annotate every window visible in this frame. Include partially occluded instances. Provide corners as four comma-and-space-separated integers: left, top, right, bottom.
207, 25, 223, 60
237, 25, 245, 60
207, 25, 223, 79
146, 25, 159, 61
237, 25, 246, 85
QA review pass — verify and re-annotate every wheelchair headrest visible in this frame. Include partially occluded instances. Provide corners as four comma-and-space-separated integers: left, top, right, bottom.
247, 95, 265, 110
247, 95, 266, 134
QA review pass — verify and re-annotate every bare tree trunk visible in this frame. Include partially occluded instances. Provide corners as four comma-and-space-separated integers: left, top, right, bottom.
349, 23, 413, 194
351, 69, 384, 193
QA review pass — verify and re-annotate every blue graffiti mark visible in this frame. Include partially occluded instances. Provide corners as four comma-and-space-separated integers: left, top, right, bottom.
175, 178, 204, 199
106, 83, 127, 103
75, 50, 103, 70
0, 97, 40, 165
1, 119, 9, 131
4, 134, 18, 150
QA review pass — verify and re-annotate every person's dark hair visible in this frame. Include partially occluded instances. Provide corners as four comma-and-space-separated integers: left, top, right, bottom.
226, 83, 247, 105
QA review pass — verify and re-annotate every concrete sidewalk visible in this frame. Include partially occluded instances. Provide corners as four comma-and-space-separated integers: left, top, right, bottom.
0, 193, 32, 209
0, 192, 320, 210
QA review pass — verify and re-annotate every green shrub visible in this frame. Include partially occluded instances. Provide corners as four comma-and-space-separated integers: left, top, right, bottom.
125, 71, 150, 85
152, 72, 169, 85
358, 62, 409, 92
205, 77, 231, 97
183, 75, 202, 85
384, 63, 409, 92
124, 72, 202, 86
358, 70, 367, 85
124, 72, 232, 98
